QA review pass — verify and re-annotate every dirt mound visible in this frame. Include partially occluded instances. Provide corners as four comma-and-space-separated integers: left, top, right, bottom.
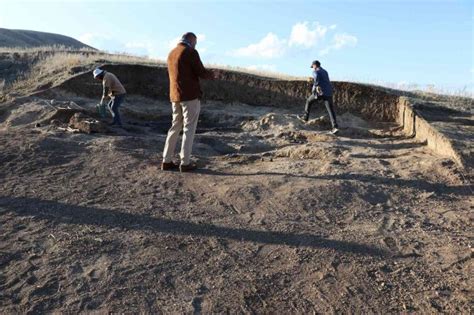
241, 111, 386, 140
242, 113, 312, 132
69, 112, 108, 134
338, 112, 370, 129
276, 143, 343, 160
1, 100, 56, 128
0, 98, 86, 130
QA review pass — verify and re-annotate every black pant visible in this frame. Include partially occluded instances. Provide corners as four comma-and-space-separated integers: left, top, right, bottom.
304, 94, 338, 128
107, 94, 125, 126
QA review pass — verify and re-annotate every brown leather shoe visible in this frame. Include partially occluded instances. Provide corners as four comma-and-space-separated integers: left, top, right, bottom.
161, 161, 179, 171
179, 163, 197, 172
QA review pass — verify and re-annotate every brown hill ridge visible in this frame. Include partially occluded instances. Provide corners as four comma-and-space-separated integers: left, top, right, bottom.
0, 28, 95, 50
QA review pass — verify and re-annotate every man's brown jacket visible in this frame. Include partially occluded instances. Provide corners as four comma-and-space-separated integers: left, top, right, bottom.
167, 43, 213, 102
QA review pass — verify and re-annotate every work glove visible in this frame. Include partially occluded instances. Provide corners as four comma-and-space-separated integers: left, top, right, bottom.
316, 86, 322, 96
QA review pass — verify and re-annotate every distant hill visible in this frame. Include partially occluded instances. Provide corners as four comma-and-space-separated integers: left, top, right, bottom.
0, 28, 95, 50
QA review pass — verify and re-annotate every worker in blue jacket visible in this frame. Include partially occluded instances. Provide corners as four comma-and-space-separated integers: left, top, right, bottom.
300, 60, 339, 134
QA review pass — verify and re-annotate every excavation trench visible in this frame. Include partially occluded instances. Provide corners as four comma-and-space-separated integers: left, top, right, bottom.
24, 64, 471, 169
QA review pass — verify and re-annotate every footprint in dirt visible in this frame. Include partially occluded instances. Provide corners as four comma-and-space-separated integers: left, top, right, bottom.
83, 254, 112, 282
191, 285, 208, 314
379, 215, 396, 232
28, 277, 60, 298
191, 296, 203, 314
87, 268, 101, 281
383, 236, 398, 250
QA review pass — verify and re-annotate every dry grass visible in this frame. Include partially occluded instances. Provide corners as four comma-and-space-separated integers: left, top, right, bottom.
6, 47, 301, 95
6, 47, 165, 94
1, 46, 299, 80
344, 77, 473, 99
30, 50, 164, 72
332, 77, 473, 112
371, 82, 473, 112
206, 63, 305, 81
3, 46, 472, 112
0, 45, 96, 54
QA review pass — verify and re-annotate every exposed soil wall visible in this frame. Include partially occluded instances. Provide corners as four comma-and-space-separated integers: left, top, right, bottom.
43, 64, 400, 122
0, 52, 37, 88
397, 97, 470, 171
36, 64, 469, 170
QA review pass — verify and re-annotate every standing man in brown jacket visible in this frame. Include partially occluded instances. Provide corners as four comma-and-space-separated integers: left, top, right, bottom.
161, 32, 214, 172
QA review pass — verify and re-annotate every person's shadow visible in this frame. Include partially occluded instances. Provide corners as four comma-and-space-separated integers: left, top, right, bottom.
1, 196, 390, 257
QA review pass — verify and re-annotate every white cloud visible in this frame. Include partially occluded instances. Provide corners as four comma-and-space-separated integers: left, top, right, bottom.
81, 32, 211, 60
229, 22, 348, 59
78, 33, 97, 46
333, 33, 358, 49
125, 41, 150, 49
78, 32, 212, 61
78, 33, 126, 52
230, 33, 286, 58
320, 33, 358, 56
124, 40, 163, 58
78, 33, 212, 60
79, 33, 163, 59
167, 36, 182, 50
124, 41, 155, 55
288, 22, 328, 48
245, 64, 277, 72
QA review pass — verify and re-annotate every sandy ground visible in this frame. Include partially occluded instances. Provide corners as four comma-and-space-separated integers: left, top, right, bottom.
0, 97, 472, 313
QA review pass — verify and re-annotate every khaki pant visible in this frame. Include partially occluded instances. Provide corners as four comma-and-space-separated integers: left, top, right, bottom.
162, 98, 201, 166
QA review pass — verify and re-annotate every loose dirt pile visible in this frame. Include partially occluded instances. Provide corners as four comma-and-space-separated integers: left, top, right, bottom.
0, 96, 472, 313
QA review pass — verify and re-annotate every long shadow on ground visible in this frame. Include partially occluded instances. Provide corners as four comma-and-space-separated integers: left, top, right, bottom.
0, 196, 389, 257
194, 170, 472, 196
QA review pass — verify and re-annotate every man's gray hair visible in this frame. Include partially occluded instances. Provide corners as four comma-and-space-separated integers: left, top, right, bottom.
181, 32, 197, 41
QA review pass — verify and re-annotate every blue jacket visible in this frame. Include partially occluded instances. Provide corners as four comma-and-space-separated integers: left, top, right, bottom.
312, 67, 332, 96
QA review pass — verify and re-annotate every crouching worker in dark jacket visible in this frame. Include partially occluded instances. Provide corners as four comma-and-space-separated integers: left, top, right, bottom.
299, 60, 339, 134
93, 68, 127, 127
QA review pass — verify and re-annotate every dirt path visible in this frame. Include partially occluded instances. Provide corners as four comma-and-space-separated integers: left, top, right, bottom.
0, 99, 472, 313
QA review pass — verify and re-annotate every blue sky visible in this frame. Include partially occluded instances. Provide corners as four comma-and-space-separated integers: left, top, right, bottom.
0, 0, 473, 93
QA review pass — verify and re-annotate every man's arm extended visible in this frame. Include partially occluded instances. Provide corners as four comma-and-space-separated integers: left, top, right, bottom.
312, 71, 319, 94
100, 81, 108, 105
191, 50, 214, 79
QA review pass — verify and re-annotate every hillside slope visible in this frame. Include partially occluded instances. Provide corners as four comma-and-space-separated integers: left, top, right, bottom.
0, 28, 94, 50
